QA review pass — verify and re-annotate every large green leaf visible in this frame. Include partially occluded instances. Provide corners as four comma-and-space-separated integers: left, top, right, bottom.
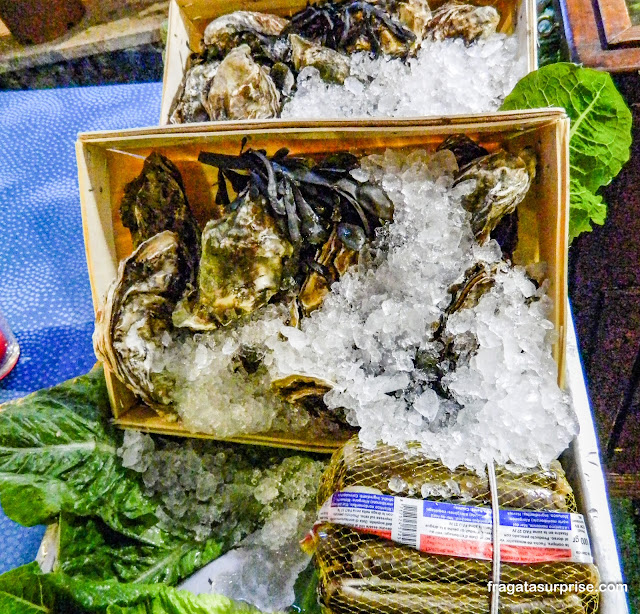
57, 514, 224, 586
0, 368, 160, 543
0, 370, 223, 585
568, 177, 607, 242
0, 564, 261, 614
500, 62, 632, 242
0, 563, 55, 614
105, 588, 261, 614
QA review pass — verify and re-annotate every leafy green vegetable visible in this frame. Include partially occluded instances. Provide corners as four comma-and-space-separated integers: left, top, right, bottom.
0, 563, 262, 614
0, 368, 158, 542
57, 514, 224, 586
289, 563, 321, 614
0, 369, 223, 586
0, 369, 324, 607
0, 563, 55, 614
500, 62, 632, 242
105, 588, 261, 614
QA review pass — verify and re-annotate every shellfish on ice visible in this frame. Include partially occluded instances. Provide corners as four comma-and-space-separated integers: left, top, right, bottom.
94, 231, 190, 417
204, 45, 281, 121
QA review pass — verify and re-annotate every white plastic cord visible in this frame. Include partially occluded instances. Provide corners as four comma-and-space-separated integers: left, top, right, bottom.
488, 461, 501, 614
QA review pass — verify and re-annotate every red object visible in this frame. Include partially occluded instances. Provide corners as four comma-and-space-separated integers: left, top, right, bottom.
0, 328, 6, 363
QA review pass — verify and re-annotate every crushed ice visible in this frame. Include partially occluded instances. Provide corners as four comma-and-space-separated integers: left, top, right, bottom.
152, 304, 311, 437
143, 145, 577, 472
266, 148, 578, 472
118, 431, 325, 544
281, 35, 526, 120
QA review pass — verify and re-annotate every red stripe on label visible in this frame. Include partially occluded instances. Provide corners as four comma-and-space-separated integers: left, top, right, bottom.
359, 528, 393, 540
500, 545, 573, 564
419, 535, 493, 559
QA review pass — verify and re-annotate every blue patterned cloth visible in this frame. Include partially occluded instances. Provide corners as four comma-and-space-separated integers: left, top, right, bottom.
0, 82, 163, 573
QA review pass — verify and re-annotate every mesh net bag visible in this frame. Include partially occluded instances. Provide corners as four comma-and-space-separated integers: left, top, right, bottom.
313, 438, 599, 614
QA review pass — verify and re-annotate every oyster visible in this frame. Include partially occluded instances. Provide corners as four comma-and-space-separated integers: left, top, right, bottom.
299, 226, 360, 316
386, 0, 432, 43
94, 231, 189, 416
173, 192, 294, 330
203, 11, 289, 58
120, 152, 201, 257
417, 260, 503, 398
270, 373, 335, 404
453, 147, 536, 245
426, 2, 500, 44
270, 61, 295, 98
204, 45, 280, 121
444, 260, 501, 316
289, 34, 350, 84
437, 133, 488, 168
170, 60, 219, 124
284, 0, 416, 58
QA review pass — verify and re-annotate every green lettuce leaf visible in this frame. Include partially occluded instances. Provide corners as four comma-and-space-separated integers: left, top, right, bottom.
0, 563, 55, 614
289, 563, 321, 614
0, 564, 262, 614
105, 588, 261, 614
567, 177, 607, 242
0, 370, 223, 586
57, 514, 224, 586
0, 368, 159, 543
500, 62, 632, 242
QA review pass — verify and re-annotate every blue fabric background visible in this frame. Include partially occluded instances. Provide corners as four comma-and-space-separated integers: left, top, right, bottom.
0, 82, 162, 573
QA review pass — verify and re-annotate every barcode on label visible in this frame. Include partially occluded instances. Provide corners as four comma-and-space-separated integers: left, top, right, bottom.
397, 502, 418, 546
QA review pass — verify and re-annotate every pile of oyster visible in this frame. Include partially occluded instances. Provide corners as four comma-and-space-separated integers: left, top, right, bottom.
94, 135, 535, 432
170, 0, 503, 123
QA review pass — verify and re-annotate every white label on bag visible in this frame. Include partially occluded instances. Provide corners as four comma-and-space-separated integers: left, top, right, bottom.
317, 491, 593, 564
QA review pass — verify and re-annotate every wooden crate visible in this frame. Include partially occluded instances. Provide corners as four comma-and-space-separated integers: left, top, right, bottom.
77, 110, 569, 451
160, 0, 538, 125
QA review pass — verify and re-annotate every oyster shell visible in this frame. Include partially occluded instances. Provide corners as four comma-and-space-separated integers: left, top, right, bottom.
270, 61, 295, 98
417, 260, 503, 396
203, 11, 289, 57
289, 33, 350, 84
387, 0, 432, 43
94, 231, 189, 416
426, 2, 500, 44
445, 260, 501, 315
299, 226, 360, 316
439, 260, 503, 369
453, 147, 536, 245
204, 45, 280, 121
173, 192, 293, 330
270, 373, 335, 404
437, 133, 489, 168
170, 60, 219, 124
120, 152, 201, 254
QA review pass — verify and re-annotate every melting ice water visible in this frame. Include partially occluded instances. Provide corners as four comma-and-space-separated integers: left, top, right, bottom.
119, 431, 325, 543
119, 432, 323, 610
